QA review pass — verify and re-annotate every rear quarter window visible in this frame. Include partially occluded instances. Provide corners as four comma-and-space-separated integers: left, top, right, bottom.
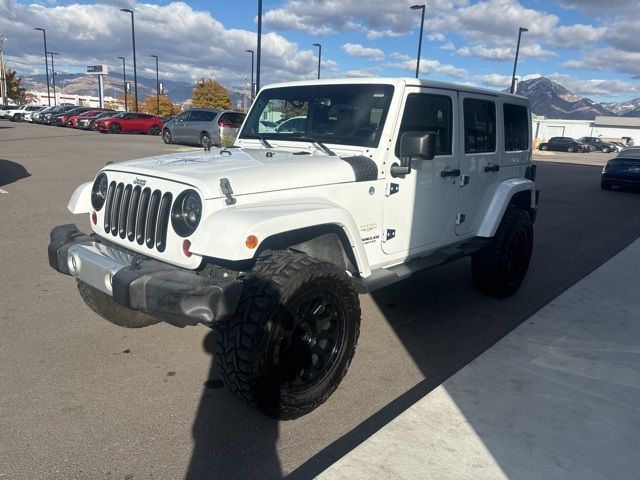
503, 103, 529, 151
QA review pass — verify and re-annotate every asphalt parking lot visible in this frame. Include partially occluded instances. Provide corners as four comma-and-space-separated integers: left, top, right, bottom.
1, 122, 639, 479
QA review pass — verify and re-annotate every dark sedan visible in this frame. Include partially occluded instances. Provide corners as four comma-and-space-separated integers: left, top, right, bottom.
539, 137, 591, 153
601, 148, 640, 190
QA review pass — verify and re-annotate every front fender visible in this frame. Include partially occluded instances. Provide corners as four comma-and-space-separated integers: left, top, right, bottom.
190, 199, 371, 276
477, 179, 536, 238
67, 181, 92, 214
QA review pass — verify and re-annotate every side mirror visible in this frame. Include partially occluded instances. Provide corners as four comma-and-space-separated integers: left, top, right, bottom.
391, 131, 436, 177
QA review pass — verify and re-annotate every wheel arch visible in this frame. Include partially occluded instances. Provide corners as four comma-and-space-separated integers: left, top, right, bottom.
476, 179, 536, 238
189, 200, 371, 277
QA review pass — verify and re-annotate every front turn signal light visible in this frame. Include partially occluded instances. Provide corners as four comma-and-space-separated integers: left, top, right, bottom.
245, 235, 259, 249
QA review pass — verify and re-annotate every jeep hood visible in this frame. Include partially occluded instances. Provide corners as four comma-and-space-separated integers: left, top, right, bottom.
103, 148, 369, 199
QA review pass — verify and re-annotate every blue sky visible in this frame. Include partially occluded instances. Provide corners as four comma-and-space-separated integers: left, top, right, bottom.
1, 0, 639, 102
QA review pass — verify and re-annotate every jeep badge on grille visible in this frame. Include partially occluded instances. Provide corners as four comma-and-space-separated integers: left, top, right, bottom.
133, 177, 146, 186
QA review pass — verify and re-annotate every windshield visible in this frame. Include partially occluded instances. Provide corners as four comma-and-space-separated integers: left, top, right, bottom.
240, 83, 394, 148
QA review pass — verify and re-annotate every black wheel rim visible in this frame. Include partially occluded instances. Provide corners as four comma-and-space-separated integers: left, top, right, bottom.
506, 228, 528, 283
271, 290, 346, 392
112, 124, 120, 133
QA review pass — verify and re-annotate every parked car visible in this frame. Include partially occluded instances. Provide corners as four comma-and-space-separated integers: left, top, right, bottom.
77, 111, 119, 130
22, 106, 47, 122
0, 105, 20, 119
66, 109, 110, 128
9, 105, 44, 122
161, 109, 245, 146
49, 77, 538, 419
32, 106, 58, 124
94, 112, 164, 135
538, 137, 591, 153
54, 107, 95, 127
578, 137, 618, 153
44, 105, 77, 125
601, 147, 640, 190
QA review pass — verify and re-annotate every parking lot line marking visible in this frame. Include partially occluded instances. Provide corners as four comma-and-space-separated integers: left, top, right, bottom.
0, 189, 8, 194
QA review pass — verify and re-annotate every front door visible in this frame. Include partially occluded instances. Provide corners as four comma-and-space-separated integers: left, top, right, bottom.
382, 88, 459, 255
171, 111, 191, 141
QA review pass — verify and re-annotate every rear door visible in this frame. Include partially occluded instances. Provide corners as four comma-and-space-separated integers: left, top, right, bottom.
183, 110, 206, 143
455, 94, 500, 235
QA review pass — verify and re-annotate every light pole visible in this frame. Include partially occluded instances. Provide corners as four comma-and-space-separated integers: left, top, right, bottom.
0, 33, 7, 106
150, 54, 159, 115
245, 49, 254, 99
48, 51, 59, 106
256, 0, 262, 94
120, 9, 138, 112
411, 4, 426, 79
510, 27, 528, 94
312, 43, 321, 79
117, 56, 127, 112
34, 27, 51, 106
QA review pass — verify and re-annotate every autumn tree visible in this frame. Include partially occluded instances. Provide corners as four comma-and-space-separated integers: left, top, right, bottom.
139, 95, 181, 117
104, 93, 135, 111
4, 67, 26, 104
192, 79, 231, 109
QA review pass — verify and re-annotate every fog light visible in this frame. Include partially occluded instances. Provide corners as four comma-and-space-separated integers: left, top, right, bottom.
182, 239, 192, 257
245, 235, 259, 249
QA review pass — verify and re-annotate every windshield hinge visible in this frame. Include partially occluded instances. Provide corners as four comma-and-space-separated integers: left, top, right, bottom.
384, 229, 396, 241
220, 178, 236, 206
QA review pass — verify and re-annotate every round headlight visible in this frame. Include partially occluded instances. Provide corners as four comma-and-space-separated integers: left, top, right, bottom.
171, 189, 202, 237
91, 173, 109, 210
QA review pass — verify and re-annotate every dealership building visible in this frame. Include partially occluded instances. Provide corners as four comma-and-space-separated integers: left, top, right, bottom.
533, 116, 640, 144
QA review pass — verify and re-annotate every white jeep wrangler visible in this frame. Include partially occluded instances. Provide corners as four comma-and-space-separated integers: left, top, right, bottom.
49, 78, 538, 419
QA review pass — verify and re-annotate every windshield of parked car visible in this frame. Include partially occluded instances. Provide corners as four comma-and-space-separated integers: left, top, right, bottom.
240, 83, 395, 148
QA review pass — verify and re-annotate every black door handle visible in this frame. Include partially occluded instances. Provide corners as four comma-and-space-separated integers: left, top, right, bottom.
440, 168, 461, 178
484, 164, 500, 172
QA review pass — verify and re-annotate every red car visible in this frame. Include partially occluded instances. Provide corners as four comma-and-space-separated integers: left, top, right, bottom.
65, 109, 107, 128
94, 112, 164, 135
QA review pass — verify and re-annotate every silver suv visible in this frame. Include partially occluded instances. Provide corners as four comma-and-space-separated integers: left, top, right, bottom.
162, 108, 245, 147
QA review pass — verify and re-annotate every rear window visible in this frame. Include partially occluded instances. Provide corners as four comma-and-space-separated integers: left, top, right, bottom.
503, 104, 529, 151
219, 112, 246, 127
464, 98, 496, 154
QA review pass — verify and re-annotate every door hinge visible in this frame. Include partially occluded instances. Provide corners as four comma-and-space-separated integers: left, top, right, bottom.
459, 174, 470, 187
385, 229, 396, 241
385, 183, 400, 196
455, 213, 466, 225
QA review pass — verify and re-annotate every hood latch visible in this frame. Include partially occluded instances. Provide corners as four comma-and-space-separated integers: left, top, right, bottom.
220, 178, 237, 206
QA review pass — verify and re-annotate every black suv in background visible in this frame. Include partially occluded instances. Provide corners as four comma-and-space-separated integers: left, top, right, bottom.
539, 137, 591, 153
578, 137, 619, 153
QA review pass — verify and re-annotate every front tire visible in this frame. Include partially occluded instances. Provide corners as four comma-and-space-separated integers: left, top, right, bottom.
215, 250, 361, 419
602, 147, 610, 153
77, 280, 159, 328
567, 147, 575, 153
472, 208, 533, 297
200, 132, 212, 148
149, 125, 161, 135
162, 129, 173, 144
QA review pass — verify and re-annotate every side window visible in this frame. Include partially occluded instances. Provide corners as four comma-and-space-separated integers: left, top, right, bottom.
395, 93, 453, 157
464, 98, 496, 154
189, 111, 205, 122
201, 111, 217, 122
176, 112, 190, 121
503, 103, 529, 151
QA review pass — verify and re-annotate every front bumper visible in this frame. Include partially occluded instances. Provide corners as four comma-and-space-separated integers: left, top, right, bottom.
48, 224, 243, 327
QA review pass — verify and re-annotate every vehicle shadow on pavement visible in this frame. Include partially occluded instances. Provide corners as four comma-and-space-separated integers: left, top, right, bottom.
185, 331, 283, 480
0, 159, 31, 187
288, 162, 640, 478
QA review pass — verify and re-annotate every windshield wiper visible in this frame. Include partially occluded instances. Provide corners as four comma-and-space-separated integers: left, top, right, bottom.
290, 135, 336, 156
243, 134, 273, 148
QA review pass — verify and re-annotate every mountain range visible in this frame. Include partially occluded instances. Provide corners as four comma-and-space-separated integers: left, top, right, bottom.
513, 77, 640, 120
21, 72, 639, 120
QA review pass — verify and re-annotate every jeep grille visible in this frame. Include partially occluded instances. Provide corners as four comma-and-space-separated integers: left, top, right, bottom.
103, 182, 173, 252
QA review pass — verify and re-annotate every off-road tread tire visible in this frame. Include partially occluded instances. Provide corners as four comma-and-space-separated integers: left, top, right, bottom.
214, 250, 360, 420
77, 280, 159, 328
472, 208, 533, 297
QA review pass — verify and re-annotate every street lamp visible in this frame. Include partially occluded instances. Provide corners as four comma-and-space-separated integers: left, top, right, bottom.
411, 4, 426, 79
150, 54, 159, 115
245, 49, 254, 99
120, 9, 138, 112
117, 56, 128, 112
256, 0, 262, 95
34, 27, 51, 106
312, 43, 322, 79
510, 27, 528, 94
48, 51, 59, 106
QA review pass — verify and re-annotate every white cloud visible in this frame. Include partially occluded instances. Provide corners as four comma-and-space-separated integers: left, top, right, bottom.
342, 43, 384, 60
389, 53, 468, 79
0, 0, 330, 88
547, 73, 640, 97
549, 24, 605, 49
457, 43, 555, 61
428, 33, 445, 42
564, 48, 640, 77
439, 41, 455, 52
